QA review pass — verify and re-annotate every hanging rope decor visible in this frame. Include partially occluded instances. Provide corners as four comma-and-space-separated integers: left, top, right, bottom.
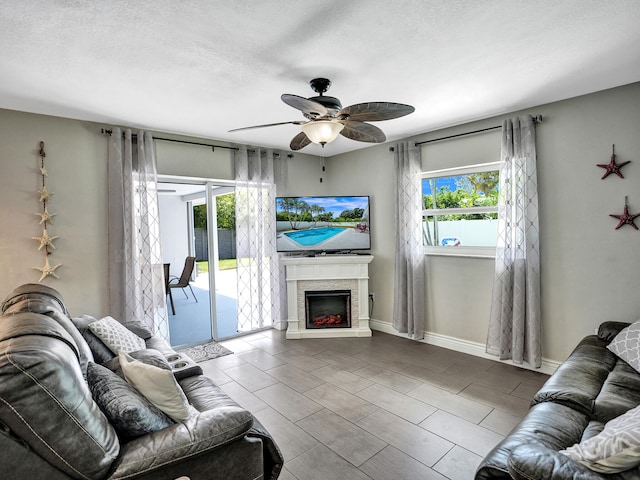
32, 141, 62, 281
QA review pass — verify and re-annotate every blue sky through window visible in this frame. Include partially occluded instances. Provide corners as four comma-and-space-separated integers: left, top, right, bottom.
422, 177, 459, 196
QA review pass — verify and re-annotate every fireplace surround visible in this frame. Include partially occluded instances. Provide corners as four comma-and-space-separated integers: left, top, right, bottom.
281, 255, 373, 339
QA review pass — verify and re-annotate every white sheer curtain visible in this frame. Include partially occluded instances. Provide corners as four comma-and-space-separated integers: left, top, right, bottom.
234, 145, 281, 332
108, 128, 169, 341
487, 116, 541, 367
393, 141, 426, 339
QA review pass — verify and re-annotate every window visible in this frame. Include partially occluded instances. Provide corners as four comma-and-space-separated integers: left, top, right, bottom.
421, 162, 500, 257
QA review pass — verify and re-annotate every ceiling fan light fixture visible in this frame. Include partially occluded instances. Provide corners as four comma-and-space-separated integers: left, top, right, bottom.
302, 120, 344, 145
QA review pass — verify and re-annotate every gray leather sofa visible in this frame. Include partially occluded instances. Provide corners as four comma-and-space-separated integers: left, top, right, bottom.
0, 283, 283, 480
476, 321, 640, 479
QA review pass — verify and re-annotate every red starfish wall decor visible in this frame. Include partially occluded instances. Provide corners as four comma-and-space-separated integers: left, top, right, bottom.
597, 144, 631, 179
610, 202, 640, 230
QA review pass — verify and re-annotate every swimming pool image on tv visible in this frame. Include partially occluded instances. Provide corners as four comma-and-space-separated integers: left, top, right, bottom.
283, 227, 347, 247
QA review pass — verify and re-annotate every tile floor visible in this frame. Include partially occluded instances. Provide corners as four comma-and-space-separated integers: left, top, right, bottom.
201, 329, 549, 480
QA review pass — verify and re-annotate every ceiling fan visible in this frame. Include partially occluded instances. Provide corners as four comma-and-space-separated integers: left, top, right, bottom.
229, 78, 415, 151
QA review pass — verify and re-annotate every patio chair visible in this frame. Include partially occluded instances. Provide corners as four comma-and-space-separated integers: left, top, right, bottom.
163, 263, 176, 315
169, 256, 198, 305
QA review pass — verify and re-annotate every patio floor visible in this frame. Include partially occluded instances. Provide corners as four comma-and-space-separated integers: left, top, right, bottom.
167, 268, 239, 347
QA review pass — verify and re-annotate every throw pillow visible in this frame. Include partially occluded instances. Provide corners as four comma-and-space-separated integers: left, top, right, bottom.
87, 362, 173, 439
560, 404, 640, 473
89, 316, 146, 354
119, 351, 195, 422
607, 321, 640, 373
72, 314, 116, 364
105, 348, 171, 378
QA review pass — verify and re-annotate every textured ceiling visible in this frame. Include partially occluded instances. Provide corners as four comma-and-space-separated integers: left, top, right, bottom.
2, 1, 640, 156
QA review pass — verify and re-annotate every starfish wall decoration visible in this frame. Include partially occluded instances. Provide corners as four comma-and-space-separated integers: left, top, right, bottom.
32, 141, 62, 280
34, 256, 62, 282
35, 206, 56, 225
33, 228, 60, 251
597, 144, 631, 179
610, 198, 640, 230
38, 186, 52, 202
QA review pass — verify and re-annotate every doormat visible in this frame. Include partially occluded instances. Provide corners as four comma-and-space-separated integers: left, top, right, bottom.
177, 341, 233, 363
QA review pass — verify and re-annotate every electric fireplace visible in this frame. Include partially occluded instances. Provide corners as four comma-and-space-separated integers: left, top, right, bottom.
281, 255, 373, 339
305, 290, 351, 329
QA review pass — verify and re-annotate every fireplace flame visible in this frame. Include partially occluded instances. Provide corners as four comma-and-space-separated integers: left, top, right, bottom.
312, 314, 345, 327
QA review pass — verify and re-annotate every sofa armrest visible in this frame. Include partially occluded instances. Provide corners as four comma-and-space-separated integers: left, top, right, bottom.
247, 417, 284, 480
110, 405, 254, 478
508, 443, 613, 480
598, 322, 631, 343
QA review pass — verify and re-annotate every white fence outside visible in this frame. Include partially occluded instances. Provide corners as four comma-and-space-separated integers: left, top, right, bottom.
424, 218, 498, 247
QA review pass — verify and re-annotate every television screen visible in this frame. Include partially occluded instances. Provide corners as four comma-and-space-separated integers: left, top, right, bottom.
275, 195, 371, 253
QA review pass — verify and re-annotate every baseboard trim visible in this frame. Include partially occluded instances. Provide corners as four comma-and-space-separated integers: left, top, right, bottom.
273, 320, 288, 331
369, 319, 559, 376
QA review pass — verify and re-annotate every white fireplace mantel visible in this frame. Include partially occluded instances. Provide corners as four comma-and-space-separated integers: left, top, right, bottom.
281, 255, 373, 339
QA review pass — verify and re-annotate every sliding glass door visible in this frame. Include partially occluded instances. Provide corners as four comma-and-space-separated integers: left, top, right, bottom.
158, 181, 213, 346
177, 182, 240, 342
205, 182, 239, 340
160, 177, 273, 345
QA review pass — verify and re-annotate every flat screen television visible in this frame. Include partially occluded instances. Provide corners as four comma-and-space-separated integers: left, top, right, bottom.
275, 195, 371, 253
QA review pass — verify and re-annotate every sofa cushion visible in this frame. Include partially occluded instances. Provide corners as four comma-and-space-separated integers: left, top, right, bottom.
121, 318, 155, 340
532, 335, 616, 415
89, 316, 146, 354
0, 313, 119, 479
1, 283, 67, 314
87, 362, 173, 439
72, 314, 116, 363
119, 351, 195, 422
180, 374, 244, 412
509, 443, 607, 480
593, 359, 640, 423
607, 321, 640, 373
475, 401, 590, 479
560, 404, 640, 473
599, 321, 632, 343
1, 284, 95, 376
111, 405, 255, 479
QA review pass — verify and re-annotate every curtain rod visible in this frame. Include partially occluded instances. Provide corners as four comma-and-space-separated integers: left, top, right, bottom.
415, 114, 543, 146
101, 128, 238, 151
101, 128, 294, 157
394, 114, 544, 150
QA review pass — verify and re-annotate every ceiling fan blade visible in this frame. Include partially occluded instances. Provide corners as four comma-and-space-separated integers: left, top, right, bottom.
290, 131, 311, 151
281, 94, 328, 118
228, 120, 305, 132
338, 102, 415, 122
340, 121, 386, 143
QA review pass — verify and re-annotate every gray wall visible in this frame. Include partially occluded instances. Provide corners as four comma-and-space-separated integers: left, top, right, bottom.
0, 82, 638, 364
325, 82, 640, 363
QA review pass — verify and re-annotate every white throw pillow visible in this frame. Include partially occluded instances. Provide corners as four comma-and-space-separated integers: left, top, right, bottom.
607, 321, 640, 373
88, 316, 146, 354
118, 351, 195, 422
560, 404, 640, 473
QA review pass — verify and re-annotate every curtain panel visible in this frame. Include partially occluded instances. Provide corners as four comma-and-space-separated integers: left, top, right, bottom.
393, 141, 426, 339
234, 146, 281, 332
107, 128, 169, 340
487, 116, 541, 367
